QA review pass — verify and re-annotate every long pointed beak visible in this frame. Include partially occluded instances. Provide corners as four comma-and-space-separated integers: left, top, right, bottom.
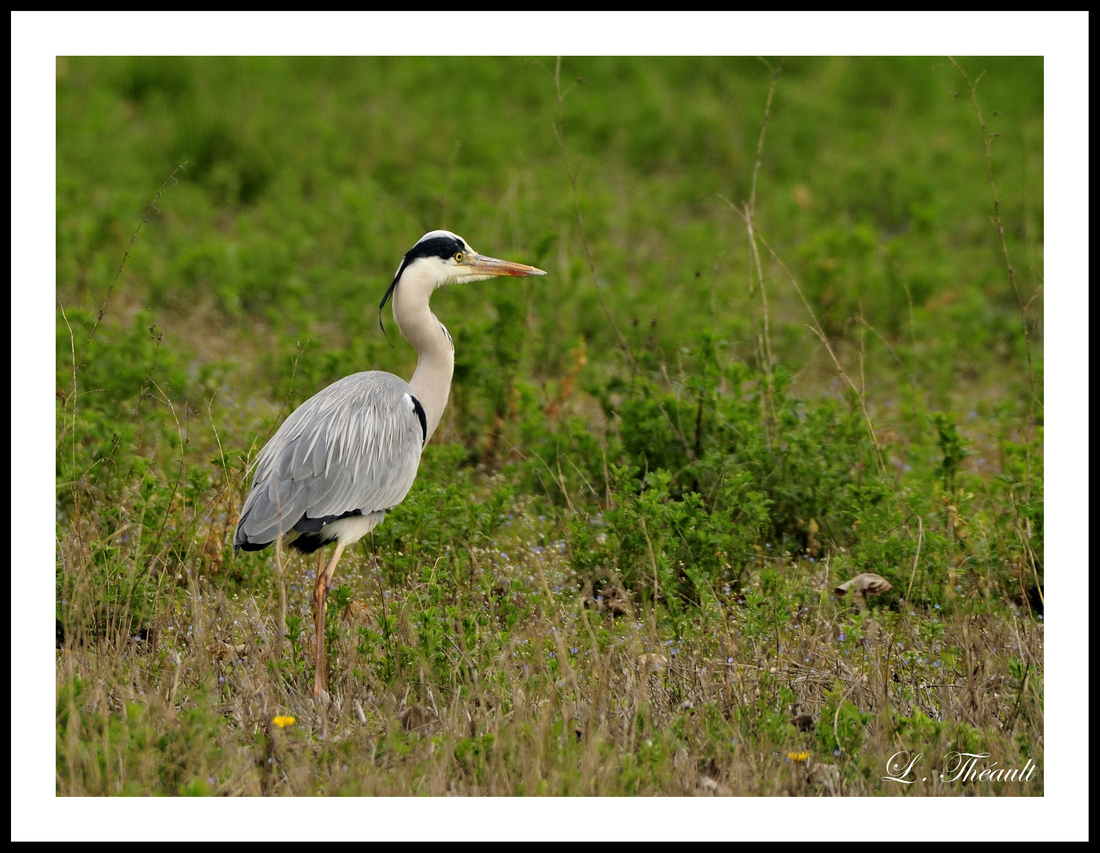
467, 254, 547, 278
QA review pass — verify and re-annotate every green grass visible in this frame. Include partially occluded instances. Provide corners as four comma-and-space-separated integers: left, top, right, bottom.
51, 54, 1046, 799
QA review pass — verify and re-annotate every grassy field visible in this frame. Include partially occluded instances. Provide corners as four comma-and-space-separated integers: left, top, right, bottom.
48, 49, 1052, 808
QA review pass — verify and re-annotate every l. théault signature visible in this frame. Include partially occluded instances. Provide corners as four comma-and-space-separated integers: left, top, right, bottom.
882, 751, 1039, 785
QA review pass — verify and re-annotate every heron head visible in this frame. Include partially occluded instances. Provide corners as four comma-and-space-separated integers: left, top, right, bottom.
379, 230, 546, 335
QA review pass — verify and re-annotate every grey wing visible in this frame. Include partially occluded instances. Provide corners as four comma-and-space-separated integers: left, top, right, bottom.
234, 371, 426, 550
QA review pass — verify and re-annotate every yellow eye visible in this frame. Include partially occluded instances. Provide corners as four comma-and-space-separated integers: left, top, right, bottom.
454, 251, 464, 262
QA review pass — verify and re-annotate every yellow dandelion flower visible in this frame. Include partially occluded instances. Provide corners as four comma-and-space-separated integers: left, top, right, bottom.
787, 751, 810, 763
272, 715, 296, 728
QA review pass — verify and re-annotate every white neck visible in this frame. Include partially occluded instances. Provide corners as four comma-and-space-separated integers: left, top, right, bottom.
391, 262, 454, 442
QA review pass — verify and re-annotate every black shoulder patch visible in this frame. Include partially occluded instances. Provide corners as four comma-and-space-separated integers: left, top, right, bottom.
293, 508, 363, 536
411, 394, 427, 446
289, 509, 365, 554
289, 533, 327, 554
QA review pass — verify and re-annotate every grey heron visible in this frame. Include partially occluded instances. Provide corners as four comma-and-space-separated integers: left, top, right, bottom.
233, 230, 546, 695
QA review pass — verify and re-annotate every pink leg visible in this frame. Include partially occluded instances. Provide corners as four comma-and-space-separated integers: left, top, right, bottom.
312, 541, 346, 696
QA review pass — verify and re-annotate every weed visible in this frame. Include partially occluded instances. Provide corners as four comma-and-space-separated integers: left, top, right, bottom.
54, 56, 1043, 797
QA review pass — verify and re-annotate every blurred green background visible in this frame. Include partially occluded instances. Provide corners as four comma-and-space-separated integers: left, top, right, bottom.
52, 55, 1047, 798
55, 55, 1044, 615
56, 56, 1042, 409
